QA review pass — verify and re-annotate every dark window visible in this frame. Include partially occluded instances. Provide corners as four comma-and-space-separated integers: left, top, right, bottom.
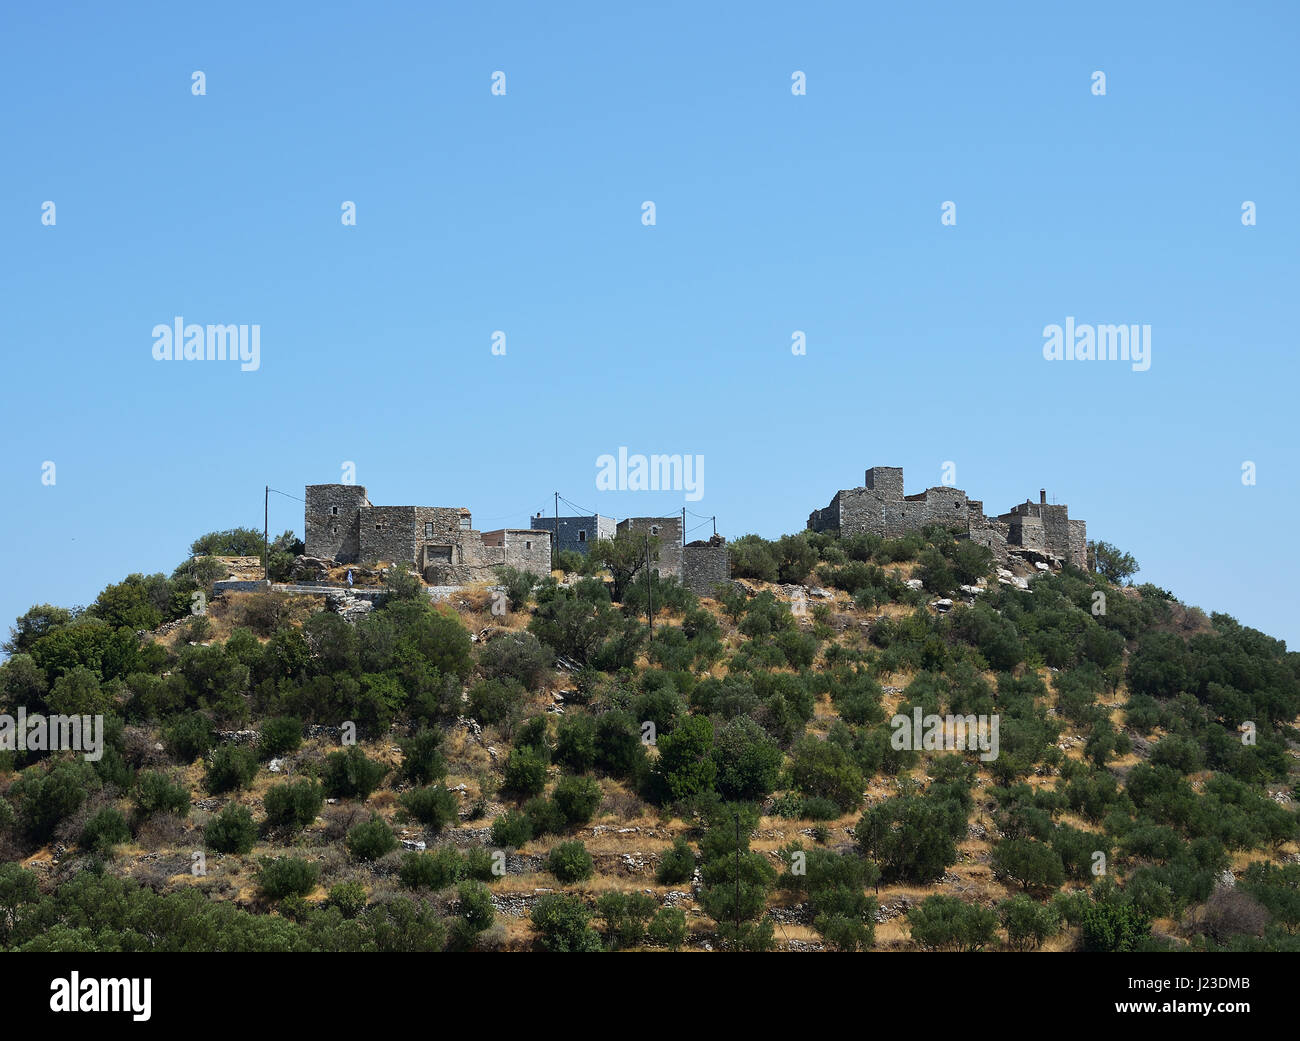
578, 530, 587, 542
331, 506, 338, 516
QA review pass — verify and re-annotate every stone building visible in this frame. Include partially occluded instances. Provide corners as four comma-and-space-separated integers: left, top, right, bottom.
682, 534, 731, 596
617, 516, 684, 582
304, 485, 551, 584
808, 466, 1087, 569
529, 513, 616, 556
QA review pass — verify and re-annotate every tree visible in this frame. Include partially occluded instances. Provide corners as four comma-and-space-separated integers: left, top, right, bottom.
531, 893, 602, 952
4, 604, 74, 656
651, 714, 716, 802
999, 894, 1061, 950
590, 530, 655, 603
712, 715, 782, 802
1090, 541, 1139, 584
908, 895, 997, 951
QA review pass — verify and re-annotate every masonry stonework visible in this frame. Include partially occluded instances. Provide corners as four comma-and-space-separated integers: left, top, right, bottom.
809, 467, 1087, 569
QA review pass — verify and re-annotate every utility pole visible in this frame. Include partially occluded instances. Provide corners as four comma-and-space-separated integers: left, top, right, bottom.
681, 507, 686, 549
263, 485, 269, 580
734, 811, 742, 937
712, 515, 716, 538
645, 533, 654, 634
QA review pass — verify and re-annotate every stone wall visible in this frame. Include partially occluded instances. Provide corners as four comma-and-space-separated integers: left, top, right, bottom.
682, 537, 730, 596
529, 514, 615, 556
481, 529, 553, 576
305, 484, 371, 562
617, 517, 684, 580
810, 467, 1089, 571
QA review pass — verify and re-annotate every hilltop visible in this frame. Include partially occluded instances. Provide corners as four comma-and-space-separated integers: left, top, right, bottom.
0, 520, 1297, 953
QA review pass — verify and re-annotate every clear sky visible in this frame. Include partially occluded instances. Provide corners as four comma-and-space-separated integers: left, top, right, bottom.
1, 1, 1296, 650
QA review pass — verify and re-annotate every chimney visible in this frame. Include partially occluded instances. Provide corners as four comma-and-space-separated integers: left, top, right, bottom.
1039, 489, 1047, 505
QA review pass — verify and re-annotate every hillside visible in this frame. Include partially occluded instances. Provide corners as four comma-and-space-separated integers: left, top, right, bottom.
1, 524, 1297, 953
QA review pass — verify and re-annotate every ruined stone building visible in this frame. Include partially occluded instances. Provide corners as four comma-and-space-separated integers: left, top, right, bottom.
808, 466, 1087, 569
528, 513, 617, 556
304, 484, 551, 584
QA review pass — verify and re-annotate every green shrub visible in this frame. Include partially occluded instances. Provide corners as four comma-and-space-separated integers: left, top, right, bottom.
595, 890, 657, 949
552, 775, 603, 827
262, 779, 324, 834
256, 856, 318, 901
322, 747, 388, 800
80, 807, 131, 854
547, 840, 594, 883
478, 630, 549, 689
502, 746, 548, 797
205, 803, 257, 854
467, 678, 526, 726
164, 712, 215, 763
326, 880, 368, 918
346, 815, 398, 861
491, 810, 533, 847
647, 906, 687, 949
398, 786, 458, 831
133, 771, 191, 819
530, 893, 602, 952
656, 837, 696, 884
257, 716, 302, 759
397, 730, 447, 785
399, 847, 462, 890
205, 744, 258, 794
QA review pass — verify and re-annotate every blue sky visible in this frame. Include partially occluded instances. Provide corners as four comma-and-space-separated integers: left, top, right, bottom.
1, 1, 1296, 649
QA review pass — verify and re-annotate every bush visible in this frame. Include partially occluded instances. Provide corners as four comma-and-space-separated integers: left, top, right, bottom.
397, 730, 447, 786
326, 880, 368, 918
322, 747, 388, 800
547, 840, 594, 883
399, 847, 462, 890
491, 810, 533, 848
656, 837, 696, 884
399, 786, 458, 831
346, 815, 398, 861
80, 807, 131, 854
502, 746, 549, 797
164, 712, 215, 763
555, 713, 598, 772
11, 760, 99, 841
647, 906, 688, 949
467, 678, 526, 727
531, 893, 602, 952
999, 894, 1062, 951
256, 856, 318, 901
907, 895, 998, 952
450, 880, 496, 948
478, 630, 550, 690
134, 772, 191, 819
205, 744, 258, 794
257, 716, 302, 759
595, 890, 657, 949
205, 803, 257, 854
262, 780, 324, 834
552, 775, 603, 827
